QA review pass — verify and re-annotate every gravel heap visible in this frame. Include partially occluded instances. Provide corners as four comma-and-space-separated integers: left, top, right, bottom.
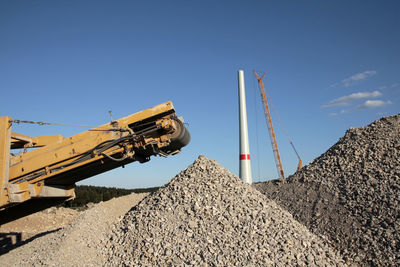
0, 193, 147, 267
255, 114, 400, 266
106, 155, 346, 266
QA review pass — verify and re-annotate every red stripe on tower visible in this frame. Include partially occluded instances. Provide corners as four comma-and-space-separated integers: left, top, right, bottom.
240, 154, 250, 160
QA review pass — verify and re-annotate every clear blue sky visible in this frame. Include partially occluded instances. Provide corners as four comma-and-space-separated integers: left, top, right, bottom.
1, 1, 399, 188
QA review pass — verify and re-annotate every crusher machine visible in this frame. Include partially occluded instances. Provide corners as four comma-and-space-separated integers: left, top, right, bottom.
0, 101, 190, 224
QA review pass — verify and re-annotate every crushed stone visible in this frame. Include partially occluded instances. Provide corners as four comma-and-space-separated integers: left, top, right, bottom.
105, 156, 346, 266
0, 193, 147, 267
255, 114, 400, 266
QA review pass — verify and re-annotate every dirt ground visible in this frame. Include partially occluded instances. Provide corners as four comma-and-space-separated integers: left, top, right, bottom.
0, 193, 148, 266
0, 206, 79, 254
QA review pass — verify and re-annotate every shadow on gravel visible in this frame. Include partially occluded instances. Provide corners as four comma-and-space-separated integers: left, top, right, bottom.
253, 179, 363, 265
0, 229, 61, 256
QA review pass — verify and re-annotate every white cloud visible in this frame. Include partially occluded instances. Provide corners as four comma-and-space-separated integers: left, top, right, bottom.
357, 100, 392, 109
322, 101, 350, 108
329, 112, 338, 116
392, 83, 399, 88
342, 70, 377, 87
322, 91, 382, 108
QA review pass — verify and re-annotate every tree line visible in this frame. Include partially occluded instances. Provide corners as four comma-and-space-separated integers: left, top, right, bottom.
62, 185, 159, 208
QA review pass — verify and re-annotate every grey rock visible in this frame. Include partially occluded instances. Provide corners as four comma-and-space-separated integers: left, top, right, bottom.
255, 113, 400, 266
106, 156, 346, 266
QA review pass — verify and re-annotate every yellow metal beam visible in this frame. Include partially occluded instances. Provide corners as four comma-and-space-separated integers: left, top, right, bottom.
8, 182, 31, 203
36, 185, 75, 199
0, 117, 12, 206
11, 132, 64, 149
20, 145, 125, 186
11, 132, 32, 143
31, 135, 65, 147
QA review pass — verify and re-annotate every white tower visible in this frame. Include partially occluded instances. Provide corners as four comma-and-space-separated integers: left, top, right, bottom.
238, 70, 252, 184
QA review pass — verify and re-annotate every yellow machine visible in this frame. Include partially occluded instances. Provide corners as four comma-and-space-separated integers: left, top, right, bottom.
0, 101, 190, 224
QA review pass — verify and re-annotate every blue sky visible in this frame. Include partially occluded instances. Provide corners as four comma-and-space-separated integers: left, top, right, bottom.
1, 1, 399, 188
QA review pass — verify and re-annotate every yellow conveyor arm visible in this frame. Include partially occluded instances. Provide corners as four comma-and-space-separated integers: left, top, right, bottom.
0, 101, 190, 224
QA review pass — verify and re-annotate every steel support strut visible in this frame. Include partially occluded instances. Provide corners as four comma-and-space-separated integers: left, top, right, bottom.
0, 117, 12, 206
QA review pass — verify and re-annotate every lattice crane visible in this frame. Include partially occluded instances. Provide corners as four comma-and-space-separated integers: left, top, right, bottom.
253, 70, 285, 180
253, 70, 303, 180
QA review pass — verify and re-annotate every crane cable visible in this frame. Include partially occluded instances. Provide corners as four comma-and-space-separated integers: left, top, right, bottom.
252, 75, 262, 182
9, 119, 127, 132
264, 83, 303, 172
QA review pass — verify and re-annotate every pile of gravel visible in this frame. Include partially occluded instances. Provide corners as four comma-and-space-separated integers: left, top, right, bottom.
106, 156, 346, 266
255, 114, 400, 266
0, 193, 147, 267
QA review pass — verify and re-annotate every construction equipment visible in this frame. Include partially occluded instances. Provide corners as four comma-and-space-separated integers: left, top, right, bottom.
253, 70, 302, 180
0, 101, 190, 224
290, 140, 302, 172
253, 70, 285, 180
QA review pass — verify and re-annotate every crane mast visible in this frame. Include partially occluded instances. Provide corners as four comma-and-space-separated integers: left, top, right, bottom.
253, 70, 285, 180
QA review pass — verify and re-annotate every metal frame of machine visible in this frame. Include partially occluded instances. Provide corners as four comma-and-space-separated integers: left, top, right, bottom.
0, 101, 190, 224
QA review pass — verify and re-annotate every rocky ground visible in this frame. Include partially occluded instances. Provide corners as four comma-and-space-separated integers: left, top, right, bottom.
255, 114, 400, 266
0, 207, 78, 254
0, 193, 147, 267
106, 156, 346, 266
0, 156, 346, 267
